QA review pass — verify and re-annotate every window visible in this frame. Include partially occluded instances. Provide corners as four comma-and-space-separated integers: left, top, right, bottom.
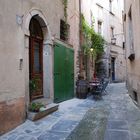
110, 27, 114, 38
123, 13, 126, 22
29, 18, 43, 39
122, 10, 124, 22
98, 21, 102, 34
128, 7, 134, 50
133, 91, 138, 102
109, 0, 115, 15
109, 0, 113, 13
90, 10, 94, 27
60, 19, 70, 41
110, 27, 115, 44
128, 6, 135, 61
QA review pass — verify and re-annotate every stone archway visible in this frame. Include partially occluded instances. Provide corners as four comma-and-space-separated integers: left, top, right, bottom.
23, 9, 54, 105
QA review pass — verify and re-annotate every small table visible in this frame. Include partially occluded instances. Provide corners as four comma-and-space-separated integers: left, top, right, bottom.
89, 82, 100, 86
89, 81, 101, 93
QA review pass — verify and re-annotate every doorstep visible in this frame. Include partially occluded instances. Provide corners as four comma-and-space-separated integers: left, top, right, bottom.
28, 103, 59, 121
27, 98, 58, 121
32, 98, 53, 105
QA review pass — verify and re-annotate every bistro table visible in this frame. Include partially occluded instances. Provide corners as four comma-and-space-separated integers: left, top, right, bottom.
89, 79, 101, 94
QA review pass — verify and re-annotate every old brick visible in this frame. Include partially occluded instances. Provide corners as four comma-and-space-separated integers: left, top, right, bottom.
0, 97, 26, 135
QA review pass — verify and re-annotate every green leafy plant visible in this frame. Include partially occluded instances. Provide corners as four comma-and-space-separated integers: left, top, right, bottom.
61, 0, 69, 41
81, 15, 105, 59
29, 102, 45, 112
62, 0, 68, 22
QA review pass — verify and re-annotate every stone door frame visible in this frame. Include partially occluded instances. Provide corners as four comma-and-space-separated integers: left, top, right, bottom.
23, 8, 54, 107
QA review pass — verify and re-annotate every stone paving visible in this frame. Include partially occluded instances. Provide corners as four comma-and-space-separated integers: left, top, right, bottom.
1, 83, 140, 140
103, 83, 140, 140
104, 83, 131, 140
0, 97, 96, 140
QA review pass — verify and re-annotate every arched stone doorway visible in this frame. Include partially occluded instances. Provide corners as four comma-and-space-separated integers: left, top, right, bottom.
29, 17, 44, 100
24, 9, 54, 104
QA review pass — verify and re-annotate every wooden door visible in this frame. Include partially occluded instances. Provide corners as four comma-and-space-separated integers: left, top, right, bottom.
111, 57, 115, 81
29, 38, 43, 100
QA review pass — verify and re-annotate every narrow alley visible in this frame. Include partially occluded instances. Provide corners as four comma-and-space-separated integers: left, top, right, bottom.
0, 0, 140, 139
1, 83, 140, 140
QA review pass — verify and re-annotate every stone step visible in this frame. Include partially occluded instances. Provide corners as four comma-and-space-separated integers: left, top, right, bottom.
32, 98, 53, 105
28, 103, 59, 121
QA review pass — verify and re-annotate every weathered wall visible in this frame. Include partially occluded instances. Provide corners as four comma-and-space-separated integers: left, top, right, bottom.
0, 0, 79, 134
0, 97, 25, 134
124, 0, 140, 104
80, 0, 95, 80
67, 0, 80, 89
81, 0, 125, 81
0, 1, 27, 134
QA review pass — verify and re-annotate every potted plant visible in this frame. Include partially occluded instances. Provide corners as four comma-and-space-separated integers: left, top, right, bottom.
29, 102, 45, 112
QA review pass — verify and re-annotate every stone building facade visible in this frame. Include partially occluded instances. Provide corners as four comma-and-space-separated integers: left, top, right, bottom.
124, 0, 140, 104
0, 0, 79, 134
81, 0, 126, 82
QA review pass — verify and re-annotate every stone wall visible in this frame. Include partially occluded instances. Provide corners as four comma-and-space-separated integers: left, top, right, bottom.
124, 0, 140, 104
81, 0, 126, 82
0, 0, 79, 134
0, 97, 25, 135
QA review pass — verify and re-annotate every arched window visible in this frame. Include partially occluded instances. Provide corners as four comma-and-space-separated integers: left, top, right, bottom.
29, 17, 43, 39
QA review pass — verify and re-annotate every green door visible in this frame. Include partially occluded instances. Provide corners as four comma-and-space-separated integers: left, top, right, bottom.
54, 43, 74, 102
65, 48, 74, 100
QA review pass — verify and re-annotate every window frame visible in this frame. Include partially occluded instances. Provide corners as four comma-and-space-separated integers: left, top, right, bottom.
60, 19, 70, 42
98, 21, 102, 34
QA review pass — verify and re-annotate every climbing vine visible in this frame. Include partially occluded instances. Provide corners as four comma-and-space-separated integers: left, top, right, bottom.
61, 0, 69, 40
62, 0, 68, 22
81, 15, 105, 59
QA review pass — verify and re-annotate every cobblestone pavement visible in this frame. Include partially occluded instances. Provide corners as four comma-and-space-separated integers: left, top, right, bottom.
0, 95, 96, 140
104, 83, 140, 140
1, 83, 140, 140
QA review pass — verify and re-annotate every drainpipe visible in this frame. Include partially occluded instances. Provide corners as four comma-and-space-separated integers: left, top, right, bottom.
79, 0, 82, 76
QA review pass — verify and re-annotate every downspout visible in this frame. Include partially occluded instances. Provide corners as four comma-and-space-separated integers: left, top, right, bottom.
79, 0, 82, 76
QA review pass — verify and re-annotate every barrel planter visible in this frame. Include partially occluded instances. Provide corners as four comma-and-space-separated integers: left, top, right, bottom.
76, 80, 88, 99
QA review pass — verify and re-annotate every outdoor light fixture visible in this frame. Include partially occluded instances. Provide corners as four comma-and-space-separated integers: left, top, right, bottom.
111, 37, 116, 45
90, 48, 93, 52
111, 32, 124, 45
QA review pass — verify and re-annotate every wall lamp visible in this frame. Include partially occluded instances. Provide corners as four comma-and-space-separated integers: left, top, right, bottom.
111, 37, 116, 45
90, 48, 94, 52
111, 32, 124, 45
